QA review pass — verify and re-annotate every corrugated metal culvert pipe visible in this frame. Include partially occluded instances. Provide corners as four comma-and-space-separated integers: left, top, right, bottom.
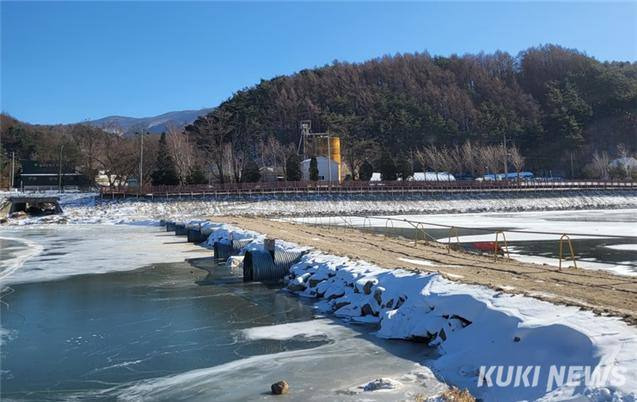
187, 227, 208, 243
213, 239, 253, 260
174, 223, 188, 236
243, 239, 306, 282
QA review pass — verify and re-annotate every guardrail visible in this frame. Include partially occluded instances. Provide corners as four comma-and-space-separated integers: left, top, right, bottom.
99, 179, 637, 198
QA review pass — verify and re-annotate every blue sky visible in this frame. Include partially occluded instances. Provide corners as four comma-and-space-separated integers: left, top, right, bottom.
1, 1, 636, 124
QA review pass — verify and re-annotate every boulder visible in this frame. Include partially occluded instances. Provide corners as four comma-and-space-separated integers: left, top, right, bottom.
362, 378, 402, 392
333, 301, 351, 311
271, 380, 289, 395
373, 288, 383, 305
327, 291, 345, 300
308, 279, 321, 288
361, 303, 378, 317
287, 283, 306, 292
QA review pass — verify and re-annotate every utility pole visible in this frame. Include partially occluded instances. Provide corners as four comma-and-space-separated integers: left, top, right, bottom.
58, 144, 64, 193
327, 134, 332, 184
139, 131, 144, 196
502, 132, 508, 179
10, 152, 15, 190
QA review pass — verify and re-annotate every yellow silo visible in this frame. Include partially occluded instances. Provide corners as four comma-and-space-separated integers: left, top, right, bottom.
311, 135, 342, 182
329, 137, 341, 182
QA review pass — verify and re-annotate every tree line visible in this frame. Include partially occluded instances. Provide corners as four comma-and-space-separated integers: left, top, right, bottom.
184, 44, 636, 181
0, 114, 209, 188
2, 44, 636, 187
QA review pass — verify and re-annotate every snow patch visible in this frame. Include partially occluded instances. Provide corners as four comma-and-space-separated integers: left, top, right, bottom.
240, 319, 346, 341
606, 244, 637, 251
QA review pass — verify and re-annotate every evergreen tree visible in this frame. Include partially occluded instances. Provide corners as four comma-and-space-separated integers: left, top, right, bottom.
359, 160, 374, 181
242, 159, 261, 182
544, 80, 592, 148
187, 165, 207, 184
151, 133, 179, 185
378, 151, 397, 181
396, 157, 413, 180
285, 154, 302, 181
309, 156, 319, 181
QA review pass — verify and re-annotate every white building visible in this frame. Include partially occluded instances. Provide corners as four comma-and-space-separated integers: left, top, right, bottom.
301, 157, 339, 182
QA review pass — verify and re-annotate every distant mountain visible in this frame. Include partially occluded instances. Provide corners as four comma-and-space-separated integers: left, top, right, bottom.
86, 108, 213, 136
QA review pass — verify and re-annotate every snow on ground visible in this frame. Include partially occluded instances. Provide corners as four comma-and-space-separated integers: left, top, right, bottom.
240, 319, 349, 341
290, 257, 637, 401
3, 190, 636, 225
195, 221, 637, 401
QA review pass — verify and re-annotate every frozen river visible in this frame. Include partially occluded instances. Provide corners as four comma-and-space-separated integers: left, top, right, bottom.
294, 209, 637, 276
0, 224, 444, 401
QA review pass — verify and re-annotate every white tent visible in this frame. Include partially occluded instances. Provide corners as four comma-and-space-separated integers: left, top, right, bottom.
411, 172, 456, 181
610, 157, 637, 169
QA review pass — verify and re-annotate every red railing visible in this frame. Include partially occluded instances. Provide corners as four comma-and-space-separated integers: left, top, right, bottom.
99, 179, 637, 198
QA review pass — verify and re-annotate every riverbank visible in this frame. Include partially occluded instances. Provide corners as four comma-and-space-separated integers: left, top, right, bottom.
196, 218, 637, 400
211, 216, 637, 324
3, 189, 636, 225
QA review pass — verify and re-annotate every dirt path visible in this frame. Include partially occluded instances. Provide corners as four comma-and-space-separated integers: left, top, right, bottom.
212, 216, 637, 325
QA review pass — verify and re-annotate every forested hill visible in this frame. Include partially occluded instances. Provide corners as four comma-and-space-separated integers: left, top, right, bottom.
191, 44, 636, 174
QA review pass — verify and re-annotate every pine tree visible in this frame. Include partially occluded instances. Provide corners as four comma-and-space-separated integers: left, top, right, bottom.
378, 151, 397, 181
396, 157, 413, 180
359, 160, 374, 181
286, 154, 302, 181
242, 159, 261, 182
187, 165, 207, 184
151, 133, 179, 185
309, 156, 319, 181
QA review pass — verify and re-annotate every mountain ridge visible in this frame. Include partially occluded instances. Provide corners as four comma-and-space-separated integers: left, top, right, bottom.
86, 107, 213, 135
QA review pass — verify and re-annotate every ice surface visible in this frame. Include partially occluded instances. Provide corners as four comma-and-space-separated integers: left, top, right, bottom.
0, 224, 211, 285
78, 319, 446, 401
299, 209, 637, 276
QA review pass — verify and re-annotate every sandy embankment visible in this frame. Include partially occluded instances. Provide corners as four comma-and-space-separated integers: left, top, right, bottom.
212, 216, 637, 325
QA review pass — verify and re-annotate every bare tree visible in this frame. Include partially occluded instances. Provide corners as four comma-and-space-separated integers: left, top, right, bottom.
591, 151, 610, 180
415, 145, 451, 181
261, 135, 296, 178
342, 139, 380, 180
94, 135, 137, 189
461, 141, 478, 176
166, 125, 195, 185
616, 143, 632, 178
185, 109, 233, 184
479, 145, 501, 179
509, 146, 525, 183
448, 145, 464, 174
